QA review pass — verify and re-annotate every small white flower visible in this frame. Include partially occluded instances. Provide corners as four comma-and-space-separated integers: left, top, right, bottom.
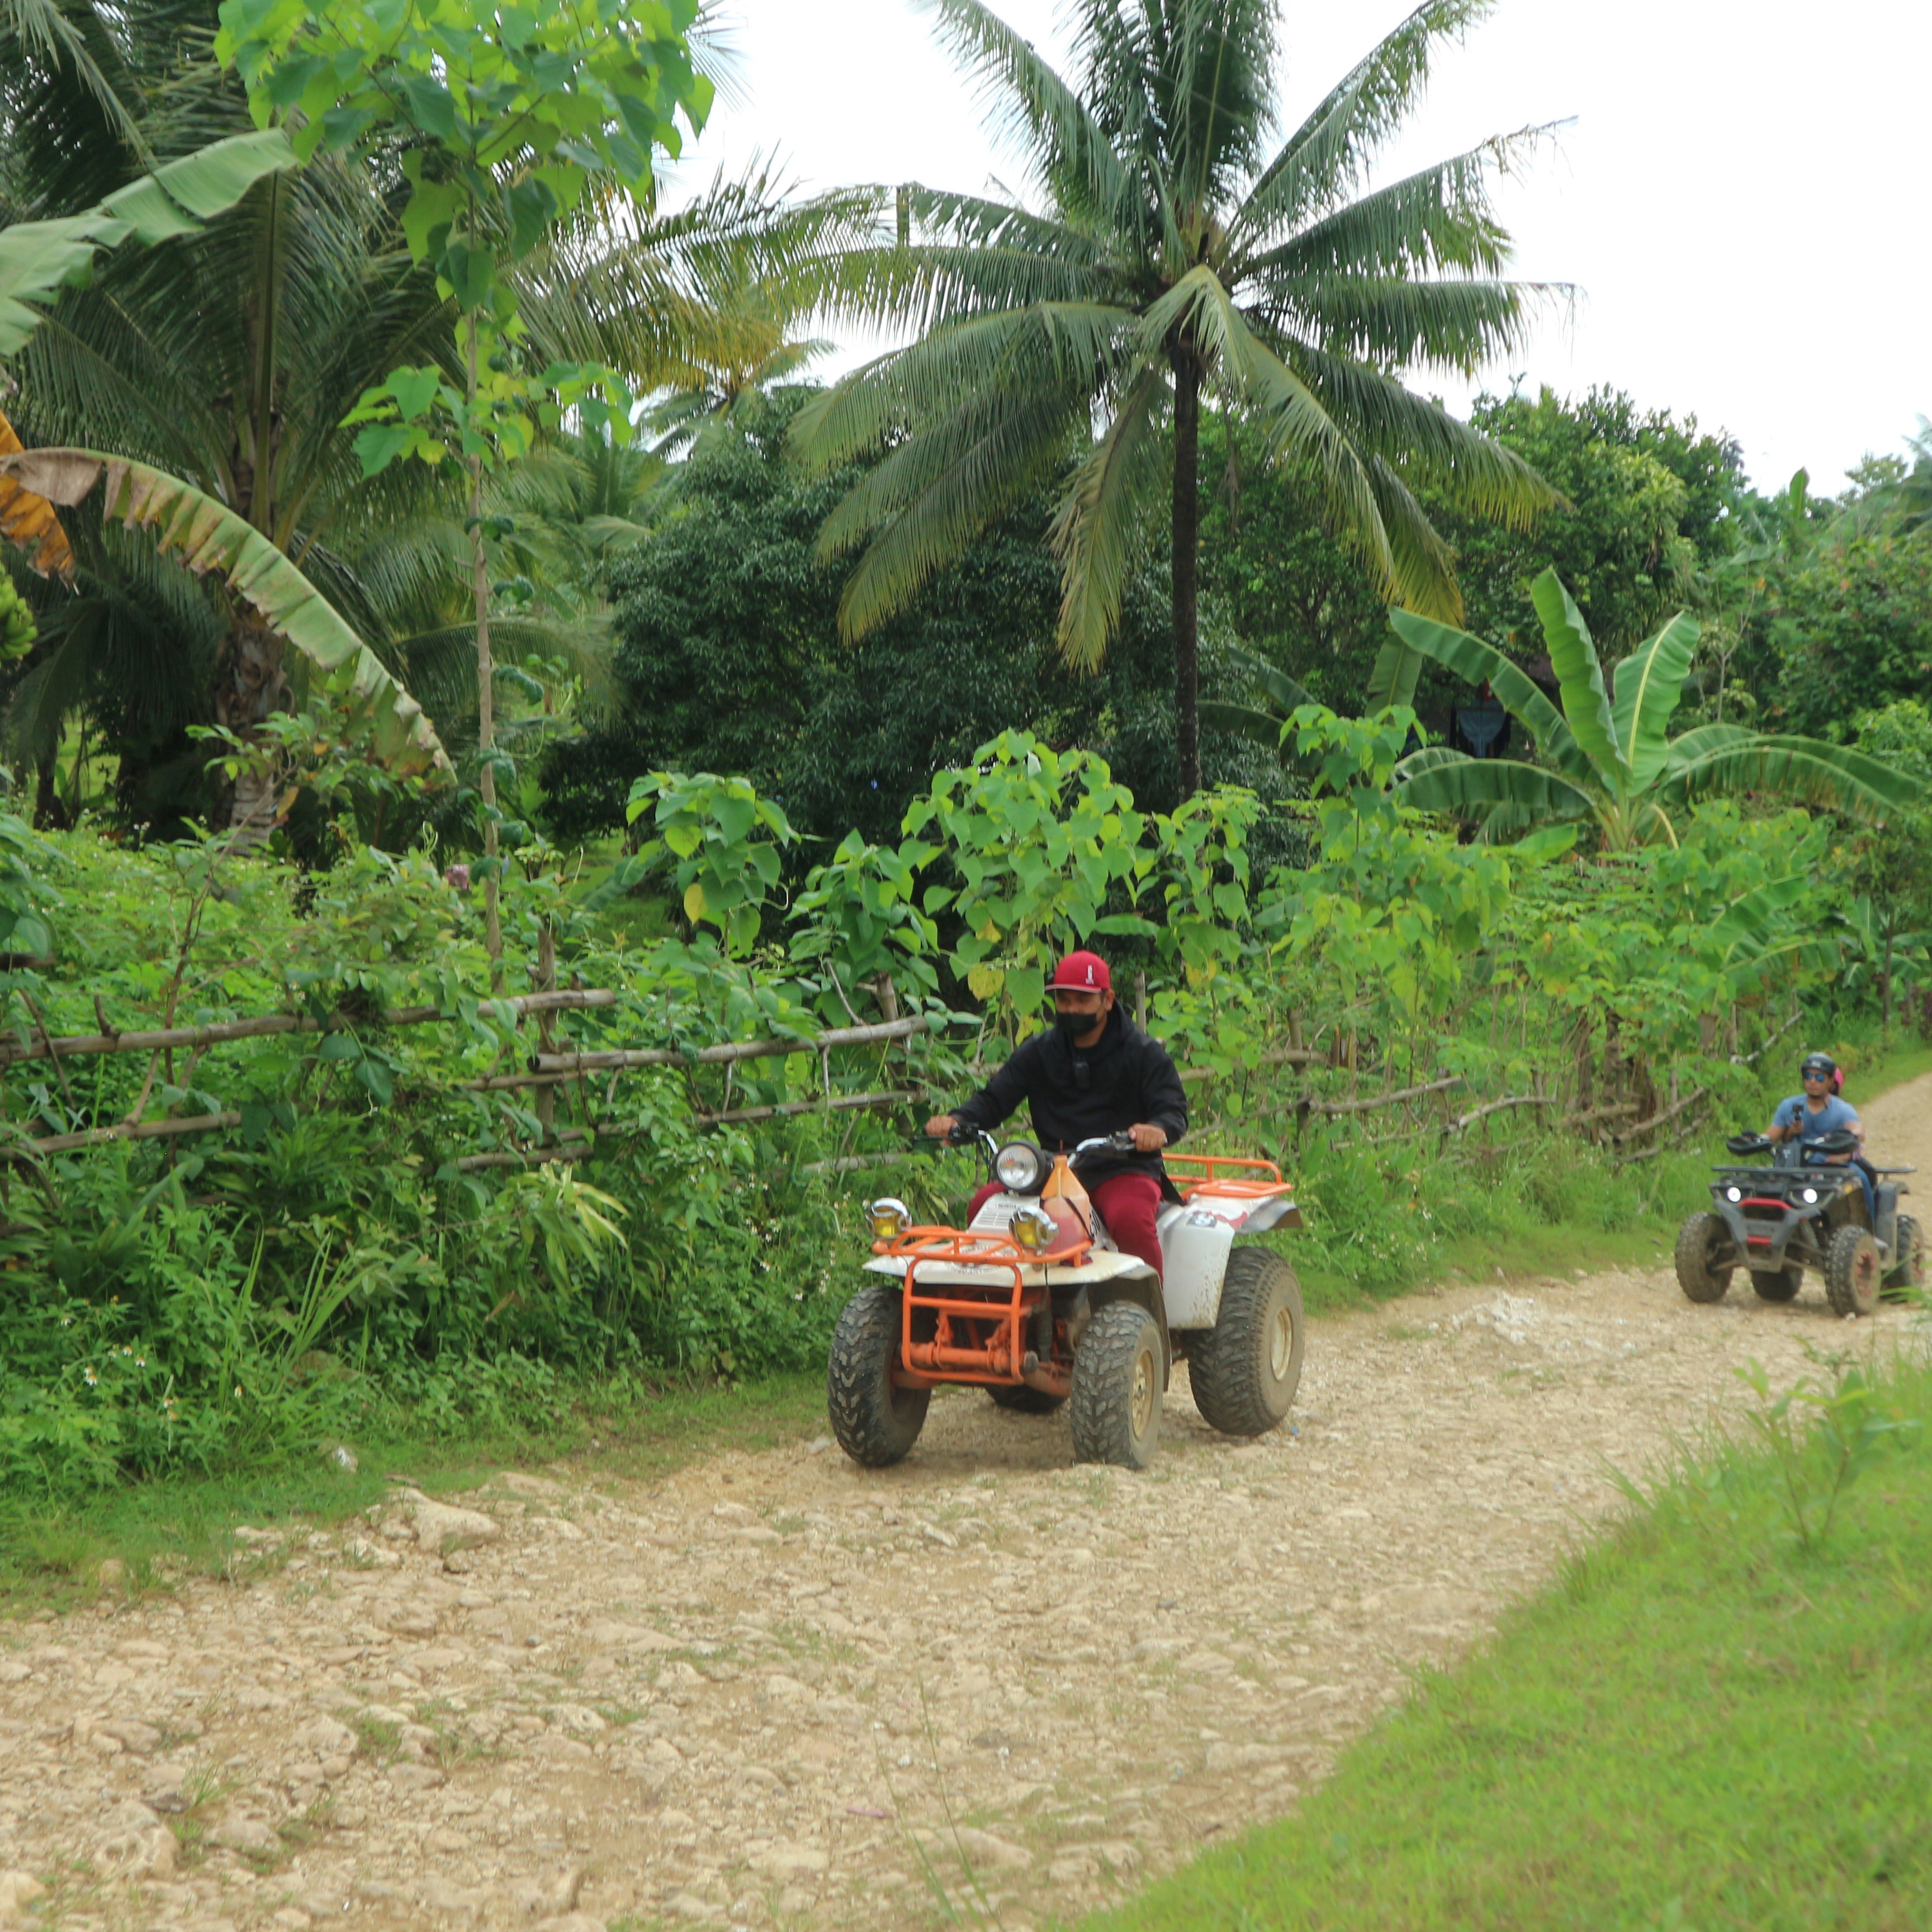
83, 1367, 98, 1386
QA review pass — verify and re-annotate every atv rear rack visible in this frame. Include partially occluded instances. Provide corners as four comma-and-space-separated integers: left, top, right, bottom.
1166, 1153, 1293, 1201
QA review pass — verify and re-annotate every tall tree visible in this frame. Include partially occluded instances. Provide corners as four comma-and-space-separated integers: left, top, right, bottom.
791, 0, 1555, 793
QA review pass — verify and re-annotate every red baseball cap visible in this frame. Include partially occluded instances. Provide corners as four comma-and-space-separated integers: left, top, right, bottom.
1049, 950, 1111, 993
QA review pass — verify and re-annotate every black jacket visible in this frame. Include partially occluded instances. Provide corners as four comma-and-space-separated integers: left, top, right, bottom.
952, 1008, 1188, 1187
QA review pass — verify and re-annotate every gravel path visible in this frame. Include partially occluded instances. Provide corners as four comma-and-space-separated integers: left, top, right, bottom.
4, 1072, 1929, 1932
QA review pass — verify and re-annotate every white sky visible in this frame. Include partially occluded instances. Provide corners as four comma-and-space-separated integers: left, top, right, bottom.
669, 0, 1929, 495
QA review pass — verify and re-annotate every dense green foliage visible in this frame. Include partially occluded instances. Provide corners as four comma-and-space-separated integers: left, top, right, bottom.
0, 683, 1858, 1498
1089, 1349, 1932, 1932
541, 394, 1269, 843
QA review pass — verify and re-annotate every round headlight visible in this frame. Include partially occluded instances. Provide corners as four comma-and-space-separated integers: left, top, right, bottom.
867, 1197, 910, 1241
1801, 1187, 1818, 1205
1725, 1186, 1742, 1203
1010, 1205, 1055, 1253
994, 1142, 1046, 1194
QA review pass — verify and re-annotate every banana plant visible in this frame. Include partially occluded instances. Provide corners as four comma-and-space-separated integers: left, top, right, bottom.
1376, 566, 1924, 848
0, 449, 448, 780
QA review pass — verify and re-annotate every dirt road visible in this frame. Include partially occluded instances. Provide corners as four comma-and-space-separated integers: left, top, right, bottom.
4, 1072, 1929, 1932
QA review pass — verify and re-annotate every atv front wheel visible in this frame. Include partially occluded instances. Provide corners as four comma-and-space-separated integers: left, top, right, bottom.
1189, 1247, 1305, 1437
1886, 1214, 1925, 1295
1824, 1226, 1883, 1318
1751, 1263, 1803, 1303
988, 1384, 1066, 1415
1069, 1301, 1162, 1469
1675, 1212, 1735, 1304
827, 1285, 929, 1467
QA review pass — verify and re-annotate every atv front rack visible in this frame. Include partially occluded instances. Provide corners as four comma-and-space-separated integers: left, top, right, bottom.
872, 1226, 1084, 1398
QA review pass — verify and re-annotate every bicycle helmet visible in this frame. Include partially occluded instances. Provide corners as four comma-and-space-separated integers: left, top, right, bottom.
1800, 1051, 1837, 1082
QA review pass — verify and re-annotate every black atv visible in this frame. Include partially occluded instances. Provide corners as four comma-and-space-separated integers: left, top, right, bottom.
1676, 1129, 1922, 1317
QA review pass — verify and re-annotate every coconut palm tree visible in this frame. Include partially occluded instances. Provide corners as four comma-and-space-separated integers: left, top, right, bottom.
1385, 567, 1925, 847
790, 0, 1559, 793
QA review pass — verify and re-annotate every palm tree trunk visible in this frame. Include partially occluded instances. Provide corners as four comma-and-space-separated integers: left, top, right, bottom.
1170, 344, 1203, 799
216, 614, 289, 844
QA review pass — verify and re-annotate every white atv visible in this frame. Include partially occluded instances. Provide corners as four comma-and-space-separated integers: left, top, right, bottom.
827, 1129, 1306, 1470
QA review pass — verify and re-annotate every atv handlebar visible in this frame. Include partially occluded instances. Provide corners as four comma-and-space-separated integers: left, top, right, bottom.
1072, 1131, 1138, 1163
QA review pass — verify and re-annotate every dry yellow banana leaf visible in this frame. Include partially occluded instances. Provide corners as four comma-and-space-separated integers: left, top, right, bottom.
0, 406, 74, 580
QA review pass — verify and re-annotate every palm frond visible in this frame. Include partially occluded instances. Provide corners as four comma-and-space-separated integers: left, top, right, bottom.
913, 0, 1140, 230
790, 302, 1132, 471
1049, 362, 1169, 670
1273, 336, 1551, 527
825, 389, 1082, 640
1230, 0, 1499, 247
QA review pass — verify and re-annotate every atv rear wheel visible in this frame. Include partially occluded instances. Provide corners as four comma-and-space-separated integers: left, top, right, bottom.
1886, 1214, 1925, 1295
987, 1384, 1066, 1415
1750, 1263, 1803, 1303
1824, 1225, 1883, 1318
1675, 1212, 1735, 1303
827, 1284, 929, 1467
1069, 1301, 1162, 1469
1188, 1247, 1305, 1437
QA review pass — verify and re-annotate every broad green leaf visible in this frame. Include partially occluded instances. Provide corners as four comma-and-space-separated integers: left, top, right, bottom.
683, 880, 708, 924
1610, 610, 1700, 792
1391, 752, 1596, 828
0, 131, 298, 354
0, 447, 447, 779
1385, 608, 1587, 782
1528, 569, 1625, 795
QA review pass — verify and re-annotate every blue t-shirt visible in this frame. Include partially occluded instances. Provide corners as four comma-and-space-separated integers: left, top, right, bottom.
1774, 1093, 1860, 1150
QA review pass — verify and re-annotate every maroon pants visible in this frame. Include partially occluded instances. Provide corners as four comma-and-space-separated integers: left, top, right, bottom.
968, 1171, 1164, 1279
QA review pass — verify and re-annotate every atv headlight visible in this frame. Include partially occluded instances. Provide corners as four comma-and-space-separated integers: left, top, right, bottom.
994, 1142, 1048, 1195
1010, 1205, 1055, 1254
1725, 1186, 1743, 1203
1801, 1187, 1819, 1205
867, 1197, 910, 1242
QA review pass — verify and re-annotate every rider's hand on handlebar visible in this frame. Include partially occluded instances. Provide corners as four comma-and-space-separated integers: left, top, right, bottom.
1128, 1123, 1167, 1153
925, 1113, 958, 1140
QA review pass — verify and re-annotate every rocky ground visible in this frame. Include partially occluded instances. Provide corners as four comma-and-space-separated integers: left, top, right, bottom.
3, 1072, 1929, 1932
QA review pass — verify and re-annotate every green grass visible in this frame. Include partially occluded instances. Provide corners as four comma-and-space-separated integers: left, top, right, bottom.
1085, 1351, 1932, 1932
0, 1371, 823, 1617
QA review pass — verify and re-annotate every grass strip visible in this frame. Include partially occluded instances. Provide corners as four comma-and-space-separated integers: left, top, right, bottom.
1085, 1344, 1932, 1932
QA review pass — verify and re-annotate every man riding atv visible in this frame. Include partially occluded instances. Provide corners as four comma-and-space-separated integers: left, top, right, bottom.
925, 950, 1187, 1284
1676, 1049, 1921, 1315
1765, 1050, 1872, 1220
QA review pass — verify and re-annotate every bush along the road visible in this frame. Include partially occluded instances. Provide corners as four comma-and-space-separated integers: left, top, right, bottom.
0, 686, 1871, 1497
1086, 1342, 1932, 1932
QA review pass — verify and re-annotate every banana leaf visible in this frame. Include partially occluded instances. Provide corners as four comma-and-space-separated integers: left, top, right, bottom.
1662, 735, 1925, 822
0, 448, 448, 779
1384, 607, 1592, 785
0, 130, 299, 355
1528, 567, 1624, 794
1609, 609, 1699, 791
1391, 749, 1596, 824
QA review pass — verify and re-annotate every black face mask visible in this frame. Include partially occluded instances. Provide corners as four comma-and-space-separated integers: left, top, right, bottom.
1057, 1008, 1100, 1040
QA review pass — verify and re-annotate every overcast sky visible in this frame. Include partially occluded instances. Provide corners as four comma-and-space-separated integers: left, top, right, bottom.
667, 0, 1928, 495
